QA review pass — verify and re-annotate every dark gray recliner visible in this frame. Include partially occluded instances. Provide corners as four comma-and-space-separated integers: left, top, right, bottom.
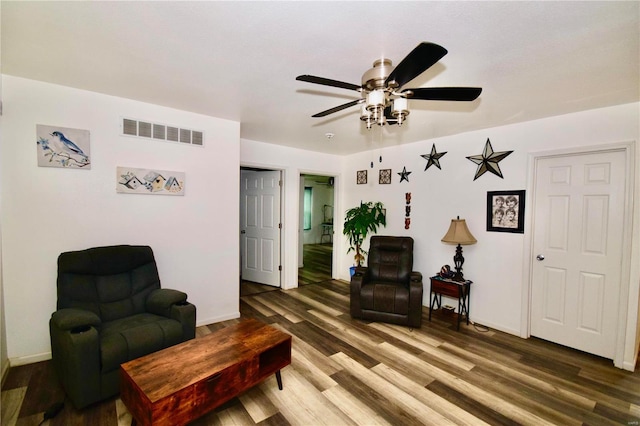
350, 236, 423, 327
49, 245, 196, 409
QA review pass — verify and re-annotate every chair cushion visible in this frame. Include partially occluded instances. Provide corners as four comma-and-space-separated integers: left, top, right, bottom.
360, 282, 409, 315
368, 236, 413, 284
57, 245, 161, 321
100, 313, 183, 373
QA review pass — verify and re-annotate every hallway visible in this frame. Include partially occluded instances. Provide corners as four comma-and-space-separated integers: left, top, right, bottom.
297, 243, 332, 286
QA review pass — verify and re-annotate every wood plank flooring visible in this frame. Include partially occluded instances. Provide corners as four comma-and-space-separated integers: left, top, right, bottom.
298, 243, 332, 286
2, 278, 639, 425
242, 243, 331, 295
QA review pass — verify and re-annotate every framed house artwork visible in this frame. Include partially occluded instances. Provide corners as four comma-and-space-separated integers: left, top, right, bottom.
36, 124, 91, 169
487, 190, 525, 233
117, 167, 185, 196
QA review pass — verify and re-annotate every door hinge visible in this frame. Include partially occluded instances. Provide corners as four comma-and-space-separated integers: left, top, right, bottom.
279, 223, 282, 229
278, 265, 282, 271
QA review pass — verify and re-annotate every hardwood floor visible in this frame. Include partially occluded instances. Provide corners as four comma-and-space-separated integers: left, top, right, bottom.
298, 243, 332, 286
241, 243, 332, 294
240, 280, 279, 297
2, 278, 639, 425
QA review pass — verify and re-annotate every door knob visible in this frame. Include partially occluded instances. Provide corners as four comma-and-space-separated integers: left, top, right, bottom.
240, 230, 246, 234
536, 254, 545, 261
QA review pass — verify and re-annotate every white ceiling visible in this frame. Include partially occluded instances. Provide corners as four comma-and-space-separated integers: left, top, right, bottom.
2, 1, 638, 155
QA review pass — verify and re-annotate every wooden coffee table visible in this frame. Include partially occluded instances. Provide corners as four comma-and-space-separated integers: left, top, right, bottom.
120, 319, 291, 426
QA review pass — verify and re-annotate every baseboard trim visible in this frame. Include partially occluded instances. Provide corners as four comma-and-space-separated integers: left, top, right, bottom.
196, 311, 240, 327
469, 317, 520, 336
9, 351, 51, 367
621, 359, 637, 372
1, 359, 10, 387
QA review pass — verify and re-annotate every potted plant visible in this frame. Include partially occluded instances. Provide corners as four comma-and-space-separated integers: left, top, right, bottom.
343, 201, 386, 273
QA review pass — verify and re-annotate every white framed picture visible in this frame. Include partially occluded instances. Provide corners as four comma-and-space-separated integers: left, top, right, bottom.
117, 167, 185, 196
36, 124, 91, 169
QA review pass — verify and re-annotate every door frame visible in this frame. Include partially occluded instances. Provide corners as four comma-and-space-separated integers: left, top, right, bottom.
298, 171, 339, 281
239, 166, 284, 288
521, 141, 636, 369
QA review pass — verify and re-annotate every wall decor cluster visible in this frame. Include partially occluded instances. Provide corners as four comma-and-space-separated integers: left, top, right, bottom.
36, 124, 91, 169
405, 192, 412, 229
357, 170, 367, 184
117, 167, 185, 196
466, 138, 513, 180
421, 144, 447, 171
379, 169, 392, 184
398, 166, 412, 183
353, 137, 513, 186
487, 190, 525, 233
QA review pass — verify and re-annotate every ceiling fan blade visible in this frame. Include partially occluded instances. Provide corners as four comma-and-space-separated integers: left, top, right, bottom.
385, 42, 448, 88
296, 75, 362, 92
312, 99, 364, 117
403, 87, 482, 101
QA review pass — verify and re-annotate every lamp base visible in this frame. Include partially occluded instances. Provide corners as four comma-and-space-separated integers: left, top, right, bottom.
452, 244, 466, 282
452, 271, 465, 282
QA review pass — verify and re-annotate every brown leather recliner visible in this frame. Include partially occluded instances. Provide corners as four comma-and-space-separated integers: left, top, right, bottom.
350, 236, 423, 327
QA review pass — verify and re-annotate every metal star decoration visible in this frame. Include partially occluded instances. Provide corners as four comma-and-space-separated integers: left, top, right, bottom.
398, 166, 412, 183
466, 138, 513, 180
420, 144, 447, 171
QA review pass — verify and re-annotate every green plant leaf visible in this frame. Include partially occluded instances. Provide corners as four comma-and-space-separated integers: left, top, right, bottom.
343, 201, 386, 266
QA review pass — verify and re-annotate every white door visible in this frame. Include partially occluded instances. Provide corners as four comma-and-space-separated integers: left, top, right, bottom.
240, 170, 281, 287
530, 150, 626, 359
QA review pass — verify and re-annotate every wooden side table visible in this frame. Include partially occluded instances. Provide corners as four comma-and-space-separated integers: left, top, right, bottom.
429, 276, 472, 331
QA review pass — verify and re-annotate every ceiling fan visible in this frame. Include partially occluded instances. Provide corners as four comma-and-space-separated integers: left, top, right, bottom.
296, 42, 482, 129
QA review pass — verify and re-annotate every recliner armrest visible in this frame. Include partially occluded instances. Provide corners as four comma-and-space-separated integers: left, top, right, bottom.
171, 303, 196, 340
49, 308, 102, 409
146, 288, 188, 317
351, 267, 368, 288
51, 308, 101, 332
350, 267, 369, 319
354, 266, 368, 277
410, 271, 423, 283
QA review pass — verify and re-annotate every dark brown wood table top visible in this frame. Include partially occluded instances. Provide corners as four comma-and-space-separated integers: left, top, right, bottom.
120, 318, 290, 404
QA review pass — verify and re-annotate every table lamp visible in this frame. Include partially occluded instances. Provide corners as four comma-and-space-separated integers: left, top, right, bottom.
441, 216, 477, 282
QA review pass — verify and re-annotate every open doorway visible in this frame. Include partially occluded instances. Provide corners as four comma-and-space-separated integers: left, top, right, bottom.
299, 174, 335, 285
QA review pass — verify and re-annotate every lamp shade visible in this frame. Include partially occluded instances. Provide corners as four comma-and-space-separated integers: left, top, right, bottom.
441, 218, 477, 245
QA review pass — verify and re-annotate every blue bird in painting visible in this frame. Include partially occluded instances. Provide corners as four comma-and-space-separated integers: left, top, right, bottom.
50, 131, 88, 160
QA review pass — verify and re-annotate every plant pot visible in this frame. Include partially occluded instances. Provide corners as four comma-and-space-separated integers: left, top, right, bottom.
349, 266, 356, 277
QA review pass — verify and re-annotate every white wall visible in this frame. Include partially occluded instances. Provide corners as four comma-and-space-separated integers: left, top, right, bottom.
1, 76, 241, 364
0, 4, 8, 382
2, 75, 637, 370
340, 102, 640, 369
240, 140, 343, 289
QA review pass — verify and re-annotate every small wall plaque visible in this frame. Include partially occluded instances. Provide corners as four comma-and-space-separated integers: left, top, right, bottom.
357, 170, 367, 184
379, 169, 391, 184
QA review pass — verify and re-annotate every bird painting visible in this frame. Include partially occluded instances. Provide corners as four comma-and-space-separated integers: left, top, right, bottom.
36, 125, 91, 169
50, 131, 88, 160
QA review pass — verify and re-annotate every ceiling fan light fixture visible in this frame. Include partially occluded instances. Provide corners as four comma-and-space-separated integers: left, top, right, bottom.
360, 105, 374, 129
366, 89, 386, 123
366, 89, 386, 110
392, 97, 409, 125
